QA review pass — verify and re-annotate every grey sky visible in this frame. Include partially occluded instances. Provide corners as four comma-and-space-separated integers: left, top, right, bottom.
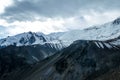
0, 0, 120, 38
1, 0, 120, 21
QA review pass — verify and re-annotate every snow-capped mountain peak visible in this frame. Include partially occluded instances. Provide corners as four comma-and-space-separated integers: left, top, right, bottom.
0, 31, 66, 50
0, 32, 48, 46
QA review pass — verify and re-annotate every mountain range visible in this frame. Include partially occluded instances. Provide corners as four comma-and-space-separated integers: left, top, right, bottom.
0, 17, 120, 47
0, 17, 120, 80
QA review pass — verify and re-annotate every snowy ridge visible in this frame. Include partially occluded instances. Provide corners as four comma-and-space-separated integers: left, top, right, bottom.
59, 17, 120, 45
0, 32, 47, 46
0, 17, 120, 47
0, 31, 65, 50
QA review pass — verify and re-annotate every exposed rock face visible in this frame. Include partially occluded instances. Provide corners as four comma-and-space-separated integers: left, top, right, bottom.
1, 40, 120, 80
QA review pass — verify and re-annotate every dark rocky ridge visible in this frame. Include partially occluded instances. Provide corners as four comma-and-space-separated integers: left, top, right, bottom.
0, 43, 60, 79
1, 40, 120, 80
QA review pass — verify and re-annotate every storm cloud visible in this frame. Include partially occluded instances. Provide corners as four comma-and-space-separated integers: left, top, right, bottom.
1, 0, 120, 21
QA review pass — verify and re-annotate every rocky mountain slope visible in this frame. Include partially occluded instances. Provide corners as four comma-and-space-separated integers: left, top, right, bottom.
1, 39, 120, 80
0, 43, 62, 79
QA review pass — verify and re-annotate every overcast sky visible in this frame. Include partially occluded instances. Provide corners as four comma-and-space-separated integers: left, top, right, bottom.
0, 0, 120, 38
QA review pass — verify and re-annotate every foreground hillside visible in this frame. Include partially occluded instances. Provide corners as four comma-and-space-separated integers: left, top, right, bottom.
0, 43, 60, 79
1, 39, 120, 80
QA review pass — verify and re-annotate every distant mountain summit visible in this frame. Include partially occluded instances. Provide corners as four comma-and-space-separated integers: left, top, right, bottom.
0, 31, 50, 46
0, 31, 65, 50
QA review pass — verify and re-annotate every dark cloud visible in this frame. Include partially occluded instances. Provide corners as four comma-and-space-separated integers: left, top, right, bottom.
0, 0, 120, 22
